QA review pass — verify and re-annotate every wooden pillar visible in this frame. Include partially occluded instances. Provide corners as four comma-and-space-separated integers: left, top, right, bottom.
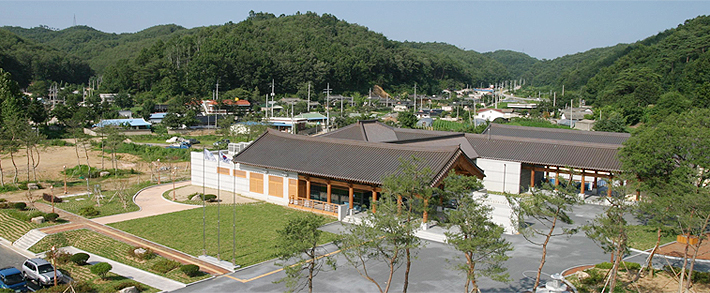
372, 190, 378, 213
326, 180, 332, 204
348, 184, 354, 209
593, 171, 598, 189
580, 169, 586, 194
636, 190, 641, 201
306, 178, 311, 200
530, 168, 535, 188
422, 198, 429, 223
555, 166, 560, 188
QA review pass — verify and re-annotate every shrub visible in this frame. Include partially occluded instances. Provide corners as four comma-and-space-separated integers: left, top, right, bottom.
200, 194, 217, 202
595, 261, 641, 271
70, 253, 90, 265
110, 280, 147, 292
0, 288, 15, 293
79, 206, 99, 217
42, 193, 63, 203
692, 270, 710, 284
13, 202, 26, 210
90, 262, 112, 279
45, 212, 59, 222
180, 264, 200, 277
0, 198, 6, 202
151, 258, 180, 274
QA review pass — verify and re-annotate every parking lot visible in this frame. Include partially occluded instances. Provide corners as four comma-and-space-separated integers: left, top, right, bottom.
175, 204, 611, 293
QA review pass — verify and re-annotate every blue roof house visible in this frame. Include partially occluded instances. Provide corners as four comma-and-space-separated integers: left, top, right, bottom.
93, 118, 152, 129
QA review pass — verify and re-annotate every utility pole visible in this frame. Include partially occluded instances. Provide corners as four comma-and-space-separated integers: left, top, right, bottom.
270, 79, 275, 118
307, 82, 311, 112
323, 83, 332, 132
413, 83, 417, 112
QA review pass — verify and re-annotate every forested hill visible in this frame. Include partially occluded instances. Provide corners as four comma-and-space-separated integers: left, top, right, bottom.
3, 24, 188, 73
483, 50, 539, 79
98, 12, 517, 97
0, 29, 93, 88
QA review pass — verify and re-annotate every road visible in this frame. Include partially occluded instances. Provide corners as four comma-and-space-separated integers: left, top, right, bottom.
0, 245, 26, 271
175, 204, 610, 293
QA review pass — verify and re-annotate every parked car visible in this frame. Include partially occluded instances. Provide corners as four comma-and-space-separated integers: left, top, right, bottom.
187, 138, 200, 145
213, 139, 230, 149
165, 141, 191, 149
0, 266, 27, 292
21, 258, 62, 286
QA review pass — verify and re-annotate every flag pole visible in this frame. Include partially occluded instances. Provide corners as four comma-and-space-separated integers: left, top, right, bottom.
232, 159, 237, 266
217, 155, 221, 261
202, 150, 207, 256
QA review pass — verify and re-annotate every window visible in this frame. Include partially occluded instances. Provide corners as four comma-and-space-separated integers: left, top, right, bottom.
249, 173, 264, 194
233, 170, 247, 178
268, 176, 283, 198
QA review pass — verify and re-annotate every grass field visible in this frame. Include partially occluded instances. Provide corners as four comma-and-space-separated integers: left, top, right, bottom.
31, 229, 210, 284
0, 209, 57, 241
50, 181, 153, 218
108, 202, 340, 267
626, 225, 676, 250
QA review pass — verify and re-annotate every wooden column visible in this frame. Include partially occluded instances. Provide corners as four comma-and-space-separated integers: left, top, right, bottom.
593, 171, 598, 189
348, 184, 354, 209
326, 180, 332, 204
372, 190, 378, 213
580, 169, 586, 194
555, 166, 560, 188
530, 168, 536, 188
306, 178, 311, 200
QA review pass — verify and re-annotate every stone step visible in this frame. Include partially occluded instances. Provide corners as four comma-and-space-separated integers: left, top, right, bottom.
13, 229, 47, 251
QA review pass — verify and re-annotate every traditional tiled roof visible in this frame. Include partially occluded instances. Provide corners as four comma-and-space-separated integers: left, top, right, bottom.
465, 133, 624, 171
233, 129, 480, 186
482, 123, 630, 145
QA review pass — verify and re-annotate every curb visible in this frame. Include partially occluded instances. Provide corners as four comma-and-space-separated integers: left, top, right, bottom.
0, 236, 39, 259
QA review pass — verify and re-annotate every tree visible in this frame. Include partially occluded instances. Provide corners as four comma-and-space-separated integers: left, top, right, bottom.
442, 173, 511, 293
113, 92, 134, 109
582, 178, 634, 292
593, 111, 627, 133
398, 111, 417, 129
339, 192, 416, 293
339, 157, 426, 293
619, 109, 710, 291
506, 182, 581, 290
274, 213, 335, 293
90, 262, 112, 279
161, 112, 182, 129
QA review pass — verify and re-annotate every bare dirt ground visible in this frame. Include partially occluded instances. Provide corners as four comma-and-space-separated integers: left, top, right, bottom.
0, 144, 189, 202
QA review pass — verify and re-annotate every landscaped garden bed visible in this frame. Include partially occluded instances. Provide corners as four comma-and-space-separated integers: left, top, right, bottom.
31, 229, 210, 284
566, 262, 710, 293
50, 181, 153, 218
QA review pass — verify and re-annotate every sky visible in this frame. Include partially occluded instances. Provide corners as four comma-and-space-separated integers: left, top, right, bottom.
1, 1, 709, 60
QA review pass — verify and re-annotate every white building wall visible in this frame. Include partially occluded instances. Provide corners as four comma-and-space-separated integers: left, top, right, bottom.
477, 158, 522, 194
190, 151, 293, 206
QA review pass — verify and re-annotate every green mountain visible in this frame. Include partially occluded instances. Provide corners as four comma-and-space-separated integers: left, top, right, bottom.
0, 28, 93, 88
3, 24, 188, 73
483, 50, 539, 79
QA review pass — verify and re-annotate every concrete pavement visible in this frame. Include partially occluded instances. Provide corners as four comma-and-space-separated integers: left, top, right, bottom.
93, 181, 199, 224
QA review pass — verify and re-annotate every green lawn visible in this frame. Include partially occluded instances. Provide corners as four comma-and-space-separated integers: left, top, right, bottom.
108, 202, 340, 267
51, 181, 153, 218
627, 225, 676, 250
31, 229, 210, 284
0, 209, 58, 241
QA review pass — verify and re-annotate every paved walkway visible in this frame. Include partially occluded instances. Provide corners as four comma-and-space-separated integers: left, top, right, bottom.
33, 182, 233, 277
60, 246, 186, 292
93, 181, 199, 224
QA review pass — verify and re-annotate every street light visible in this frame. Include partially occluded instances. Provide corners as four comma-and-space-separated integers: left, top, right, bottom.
51, 245, 57, 287
50, 186, 55, 213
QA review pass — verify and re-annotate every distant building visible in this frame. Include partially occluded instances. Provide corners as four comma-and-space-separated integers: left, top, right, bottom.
93, 118, 151, 129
